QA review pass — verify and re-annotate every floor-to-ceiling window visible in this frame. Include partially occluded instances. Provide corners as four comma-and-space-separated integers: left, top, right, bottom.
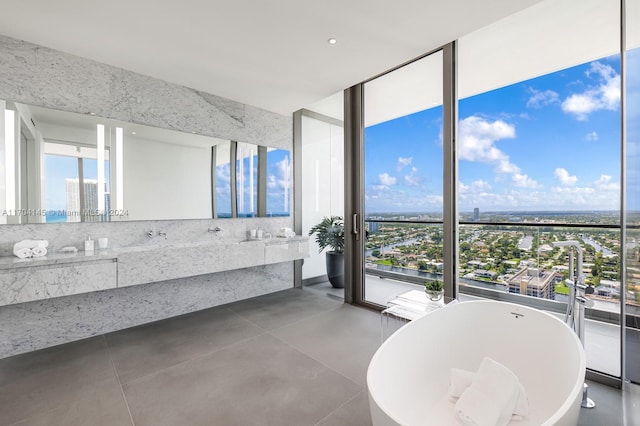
625, 0, 640, 385
345, 0, 630, 384
457, 0, 622, 378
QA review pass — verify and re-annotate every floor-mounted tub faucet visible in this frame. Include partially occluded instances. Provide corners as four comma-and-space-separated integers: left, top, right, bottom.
552, 240, 596, 409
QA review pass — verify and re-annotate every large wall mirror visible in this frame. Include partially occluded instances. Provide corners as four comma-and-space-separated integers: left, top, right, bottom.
0, 100, 291, 224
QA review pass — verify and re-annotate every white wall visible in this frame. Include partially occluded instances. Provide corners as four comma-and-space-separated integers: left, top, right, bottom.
124, 136, 213, 220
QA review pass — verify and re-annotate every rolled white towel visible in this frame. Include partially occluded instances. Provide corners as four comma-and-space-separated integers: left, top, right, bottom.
13, 239, 49, 250
13, 247, 33, 259
454, 358, 520, 426
31, 246, 48, 257
449, 368, 529, 418
34, 240, 49, 248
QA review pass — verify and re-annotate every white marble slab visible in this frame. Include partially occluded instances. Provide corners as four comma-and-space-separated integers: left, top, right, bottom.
0, 34, 292, 148
0, 263, 291, 358
0, 250, 117, 270
0, 259, 116, 306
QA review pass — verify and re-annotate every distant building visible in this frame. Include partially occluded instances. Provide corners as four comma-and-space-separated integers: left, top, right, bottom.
65, 178, 109, 222
508, 267, 557, 299
474, 269, 497, 279
473, 207, 479, 222
65, 178, 98, 222
368, 219, 380, 233
468, 260, 488, 268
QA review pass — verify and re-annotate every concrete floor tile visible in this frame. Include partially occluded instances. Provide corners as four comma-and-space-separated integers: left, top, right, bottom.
226, 288, 342, 331
271, 304, 381, 387
124, 333, 361, 426
0, 337, 119, 426
106, 306, 263, 383
315, 390, 372, 426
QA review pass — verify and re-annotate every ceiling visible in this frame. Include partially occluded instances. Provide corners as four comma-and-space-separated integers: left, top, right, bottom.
0, 0, 542, 115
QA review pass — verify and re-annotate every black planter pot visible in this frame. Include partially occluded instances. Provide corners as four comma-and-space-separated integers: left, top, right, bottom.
325, 251, 345, 288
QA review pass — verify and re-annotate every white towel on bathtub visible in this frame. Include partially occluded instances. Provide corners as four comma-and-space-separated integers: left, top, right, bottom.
449, 368, 529, 418
454, 357, 520, 426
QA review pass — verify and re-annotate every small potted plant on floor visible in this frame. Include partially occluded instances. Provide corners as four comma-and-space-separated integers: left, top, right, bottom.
309, 216, 345, 288
424, 279, 444, 301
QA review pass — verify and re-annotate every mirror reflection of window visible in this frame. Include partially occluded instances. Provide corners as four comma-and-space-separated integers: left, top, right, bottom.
266, 148, 291, 217
43, 142, 110, 223
236, 142, 258, 218
215, 142, 232, 218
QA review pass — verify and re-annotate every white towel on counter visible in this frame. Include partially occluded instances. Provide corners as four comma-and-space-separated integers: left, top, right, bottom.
454, 357, 521, 426
13, 240, 50, 259
13, 247, 33, 259
31, 246, 48, 257
449, 368, 529, 418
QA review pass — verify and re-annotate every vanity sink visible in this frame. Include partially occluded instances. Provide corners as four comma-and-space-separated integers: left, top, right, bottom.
116, 237, 309, 287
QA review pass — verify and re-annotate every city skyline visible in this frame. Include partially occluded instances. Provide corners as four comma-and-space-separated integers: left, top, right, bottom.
365, 55, 623, 214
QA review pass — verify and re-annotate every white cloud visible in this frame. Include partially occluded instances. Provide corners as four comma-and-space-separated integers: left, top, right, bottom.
585, 131, 599, 141
527, 88, 560, 108
404, 167, 420, 186
595, 174, 620, 191
378, 173, 397, 186
561, 61, 620, 120
267, 158, 291, 190
397, 157, 413, 171
512, 173, 541, 189
554, 168, 577, 186
372, 184, 389, 191
459, 180, 492, 194
459, 116, 519, 174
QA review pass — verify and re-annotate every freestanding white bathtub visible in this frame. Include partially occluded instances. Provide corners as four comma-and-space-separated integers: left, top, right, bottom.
367, 300, 586, 426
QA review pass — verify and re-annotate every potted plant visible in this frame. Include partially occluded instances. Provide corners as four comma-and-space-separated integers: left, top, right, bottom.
424, 279, 444, 301
309, 216, 345, 288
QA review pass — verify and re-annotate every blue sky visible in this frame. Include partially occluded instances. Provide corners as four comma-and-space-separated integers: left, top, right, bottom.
365, 55, 623, 214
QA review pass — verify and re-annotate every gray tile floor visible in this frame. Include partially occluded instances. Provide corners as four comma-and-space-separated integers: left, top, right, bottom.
0, 286, 637, 425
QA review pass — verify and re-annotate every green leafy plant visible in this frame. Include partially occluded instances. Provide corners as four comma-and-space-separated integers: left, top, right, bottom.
424, 280, 444, 292
309, 216, 344, 254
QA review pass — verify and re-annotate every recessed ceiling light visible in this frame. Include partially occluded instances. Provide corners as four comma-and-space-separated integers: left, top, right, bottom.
327, 38, 337, 45
131, 131, 137, 135
89, 112, 96, 116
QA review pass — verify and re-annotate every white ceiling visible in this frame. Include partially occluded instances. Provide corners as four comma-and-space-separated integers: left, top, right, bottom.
0, 0, 542, 115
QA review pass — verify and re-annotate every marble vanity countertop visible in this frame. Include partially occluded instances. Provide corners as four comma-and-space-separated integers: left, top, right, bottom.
241, 235, 309, 245
0, 236, 309, 271
0, 250, 117, 271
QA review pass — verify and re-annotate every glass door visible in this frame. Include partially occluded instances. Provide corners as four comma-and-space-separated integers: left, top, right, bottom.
361, 51, 444, 306
625, 0, 640, 385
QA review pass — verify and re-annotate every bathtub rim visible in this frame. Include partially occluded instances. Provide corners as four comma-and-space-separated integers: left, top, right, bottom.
366, 299, 586, 426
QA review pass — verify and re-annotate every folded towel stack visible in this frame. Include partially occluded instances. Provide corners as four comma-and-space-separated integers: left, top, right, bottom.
13, 240, 49, 259
450, 357, 528, 425
276, 227, 296, 238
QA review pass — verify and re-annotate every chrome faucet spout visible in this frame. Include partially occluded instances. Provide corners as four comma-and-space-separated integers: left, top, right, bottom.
552, 240, 595, 409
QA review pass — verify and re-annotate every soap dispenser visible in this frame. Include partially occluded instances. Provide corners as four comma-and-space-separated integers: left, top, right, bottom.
84, 235, 95, 252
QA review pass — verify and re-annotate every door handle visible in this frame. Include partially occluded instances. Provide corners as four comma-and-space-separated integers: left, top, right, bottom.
353, 213, 359, 239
